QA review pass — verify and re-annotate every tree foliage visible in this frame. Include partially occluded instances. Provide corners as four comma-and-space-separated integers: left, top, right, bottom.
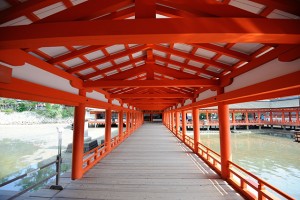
0, 98, 74, 119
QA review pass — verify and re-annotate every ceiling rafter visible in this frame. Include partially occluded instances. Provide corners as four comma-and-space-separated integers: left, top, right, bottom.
48, 45, 105, 64
153, 45, 232, 71
0, 0, 64, 24
154, 56, 220, 78
67, 45, 149, 74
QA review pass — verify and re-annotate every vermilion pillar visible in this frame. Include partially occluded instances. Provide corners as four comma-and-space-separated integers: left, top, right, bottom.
72, 89, 86, 180
118, 109, 123, 141
192, 108, 199, 154
218, 89, 232, 180
171, 112, 174, 132
126, 111, 130, 135
176, 111, 180, 135
105, 103, 112, 152
182, 110, 186, 143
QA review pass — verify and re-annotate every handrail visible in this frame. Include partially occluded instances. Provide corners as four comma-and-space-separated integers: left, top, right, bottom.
174, 129, 295, 200
229, 161, 295, 200
0, 157, 62, 199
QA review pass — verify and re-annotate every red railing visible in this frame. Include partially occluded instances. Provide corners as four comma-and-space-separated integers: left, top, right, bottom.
169, 127, 295, 200
229, 162, 295, 200
82, 128, 134, 174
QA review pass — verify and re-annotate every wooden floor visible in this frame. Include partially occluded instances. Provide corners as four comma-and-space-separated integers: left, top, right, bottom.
17, 123, 244, 200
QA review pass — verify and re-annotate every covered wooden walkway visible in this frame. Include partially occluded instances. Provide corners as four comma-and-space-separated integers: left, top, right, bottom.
29, 123, 242, 200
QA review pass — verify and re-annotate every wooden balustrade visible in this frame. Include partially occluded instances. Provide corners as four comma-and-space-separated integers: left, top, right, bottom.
170, 129, 295, 200
228, 162, 295, 200
82, 123, 142, 174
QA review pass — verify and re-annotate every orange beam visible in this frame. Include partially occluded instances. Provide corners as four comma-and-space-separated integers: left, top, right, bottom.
176, 71, 300, 111
67, 45, 149, 74
192, 43, 251, 62
111, 93, 193, 99
82, 56, 145, 80
154, 56, 219, 78
153, 45, 232, 71
151, 64, 201, 79
48, 45, 105, 64
1, 18, 300, 48
135, 0, 156, 18
101, 65, 147, 80
84, 79, 219, 88
37, 0, 132, 23
157, 0, 258, 18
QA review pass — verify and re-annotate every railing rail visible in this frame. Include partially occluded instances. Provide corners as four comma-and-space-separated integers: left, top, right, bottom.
169, 127, 295, 200
229, 161, 295, 200
0, 158, 61, 200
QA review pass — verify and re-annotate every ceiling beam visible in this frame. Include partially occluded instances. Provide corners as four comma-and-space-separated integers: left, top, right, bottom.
84, 79, 219, 88
153, 45, 232, 71
67, 45, 149, 74
1, 18, 300, 49
111, 93, 193, 98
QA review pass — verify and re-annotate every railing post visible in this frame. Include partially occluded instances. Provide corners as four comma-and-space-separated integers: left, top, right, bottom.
258, 182, 266, 200
105, 100, 112, 152
119, 109, 124, 141
71, 89, 86, 180
218, 88, 232, 180
182, 110, 186, 143
192, 108, 199, 154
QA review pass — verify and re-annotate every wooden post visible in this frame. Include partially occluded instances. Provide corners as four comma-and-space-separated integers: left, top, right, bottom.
192, 108, 199, 154
118, 109, 123, 141
105, 100, 112, 152
171, 112, 174, 132
71, 89, 86, 180
126, 111, 130, 135
218, 88, 231, 180
182, 110, 186, 143
176, 111, 180, 135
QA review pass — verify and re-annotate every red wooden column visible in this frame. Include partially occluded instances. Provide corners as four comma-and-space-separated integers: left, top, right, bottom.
218, 88, 232, 180
282, 111, 285, 122
270, 111, 273, 123
126, 111, 130, 136
192, 108, 199, 154
118, 109, 124, 141
171, 112, 174, 133
182, 110, 187, 143
289, 112, 292, 124
105, 100, 112, 152
176, 111, 180, 136
168, 112, 171, 129
72, 89, 86, 180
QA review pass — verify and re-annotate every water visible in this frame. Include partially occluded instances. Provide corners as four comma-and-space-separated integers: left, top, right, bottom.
0, 124, 118, 193
187, 131, 300, 199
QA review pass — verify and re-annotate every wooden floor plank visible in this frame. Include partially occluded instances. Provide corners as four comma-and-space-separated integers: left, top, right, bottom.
25, 123, 243, 200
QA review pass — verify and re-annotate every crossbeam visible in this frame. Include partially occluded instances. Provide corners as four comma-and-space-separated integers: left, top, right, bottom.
111, 94, 193, 98
1, 18, 300, 48
83, 79, 219, 88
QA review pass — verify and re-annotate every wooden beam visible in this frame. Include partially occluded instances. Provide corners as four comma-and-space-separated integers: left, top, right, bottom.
111, 93, 193, 98
175, 71, 300, 111
101, 65, 147, 80
1, 18, 300, 49
154, 56, 219, 78
153, 45, 232, 71
135, 0, 156, 18
151, 64, 200, 79
67, 45, 149, 74
84, 79, 219, 88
